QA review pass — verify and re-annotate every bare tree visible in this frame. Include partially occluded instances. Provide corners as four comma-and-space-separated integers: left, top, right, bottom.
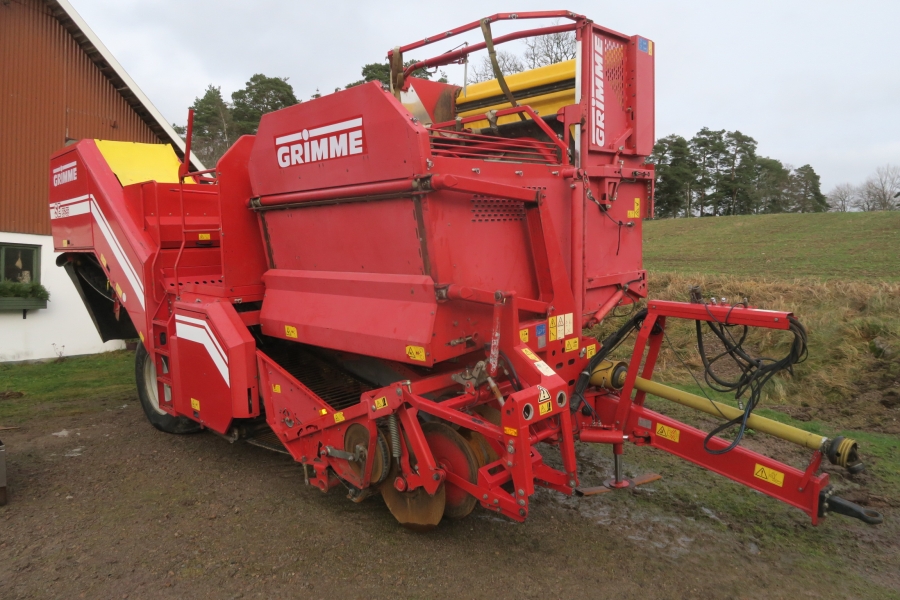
523, 28, 577, 69
862, 164, 900, 211
826, 182, 858, 212
469, 51, 525, 83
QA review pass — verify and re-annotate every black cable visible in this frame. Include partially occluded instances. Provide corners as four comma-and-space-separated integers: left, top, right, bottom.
498, 349, 522, 392
694, 304, 808, 454
571, 308, 648, 414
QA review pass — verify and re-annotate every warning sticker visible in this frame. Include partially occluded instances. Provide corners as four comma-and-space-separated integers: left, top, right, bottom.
100, 254, 107, 268
115, 282, 122, 298
564, 338, 579, 353
537, 385, 551, 402
564, 313, 574, 336
548, 316, 558, 341
190, 398, 200, 411
333, 411, 345, 423
522, 348, 539, 361
655, 423, 680, 443
504, 426, 518, 437
519, 329, 529, 343
556, 316, 565, 341
374, 396, 388, 410
198, 233, 211, 240
753, 464, 785, 487
319, 408, 328, 416
406, 345, 427, 362
627, 197, 641, 219
539, 400, 553, 415
285, 325, 298, 338
534, 361, 556, 377
272, 384, 281, 393
586, 343, 597, 359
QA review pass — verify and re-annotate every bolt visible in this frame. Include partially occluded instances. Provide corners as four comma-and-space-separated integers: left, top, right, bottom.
483, 494, 489, 500
507, 461, 513, 467
396, 387, 402, 396
518, 489, 525, 496
493, 499, 499, 505
517, 499, 525, 506
433, 473, 440, 481
371, 404, 377, 411
519, 509, 526, 516
506, 445, 515, 454
568, 479, 576, 487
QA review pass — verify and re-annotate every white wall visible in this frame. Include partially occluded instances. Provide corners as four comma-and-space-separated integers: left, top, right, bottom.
0, 231, 124, 362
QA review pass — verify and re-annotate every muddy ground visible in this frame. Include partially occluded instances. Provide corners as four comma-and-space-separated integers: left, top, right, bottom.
1, 391, 898, 600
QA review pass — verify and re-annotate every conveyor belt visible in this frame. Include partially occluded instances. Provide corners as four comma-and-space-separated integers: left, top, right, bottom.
261, 342, 373, 411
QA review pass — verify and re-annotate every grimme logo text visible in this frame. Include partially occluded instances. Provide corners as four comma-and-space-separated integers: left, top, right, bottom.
275, 117, 364, 167
52, 161, 78, 186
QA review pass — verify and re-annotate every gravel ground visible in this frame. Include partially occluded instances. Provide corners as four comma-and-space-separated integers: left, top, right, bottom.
1, 393, 897, 599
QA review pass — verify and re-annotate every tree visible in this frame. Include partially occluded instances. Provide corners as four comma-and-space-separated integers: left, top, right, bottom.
231, 74, 298, 136
753, 157, 791, 214
523, 28, 577, 69
861, 164, 900, 211
788, 165, 828, 213
721, 131, 758, 215
345, 60, 438, 89
187, 85, 236, 166
470, 51, 525, 83
827, 183, 858, 212
650, 135, 696, 217
690, 128, 728, 216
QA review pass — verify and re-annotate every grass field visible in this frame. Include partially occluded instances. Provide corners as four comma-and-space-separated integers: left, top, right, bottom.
643, 211, 900, 280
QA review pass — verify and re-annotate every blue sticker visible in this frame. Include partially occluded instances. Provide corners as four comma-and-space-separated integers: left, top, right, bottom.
536, 323, 546, 336
638, 37, 649, 53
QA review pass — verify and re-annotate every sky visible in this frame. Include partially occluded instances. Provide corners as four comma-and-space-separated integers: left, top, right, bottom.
68, 0, 900, 191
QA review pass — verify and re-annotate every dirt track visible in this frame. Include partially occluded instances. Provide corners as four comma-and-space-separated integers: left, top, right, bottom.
1, 392, 898, 599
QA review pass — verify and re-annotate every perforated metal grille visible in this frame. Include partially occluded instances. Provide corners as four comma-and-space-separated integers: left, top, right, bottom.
470, 197, 526, 222
602, 38, 627, 111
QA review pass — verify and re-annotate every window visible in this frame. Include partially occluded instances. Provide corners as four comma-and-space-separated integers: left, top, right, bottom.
0, 243, 41, 284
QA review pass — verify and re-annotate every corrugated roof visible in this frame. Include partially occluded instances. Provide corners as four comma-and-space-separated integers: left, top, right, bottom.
44, 0, 205, 171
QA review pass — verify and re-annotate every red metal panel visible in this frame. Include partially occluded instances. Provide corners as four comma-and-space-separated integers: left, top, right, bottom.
249, 83, 430, 199
259, 270, 439, 365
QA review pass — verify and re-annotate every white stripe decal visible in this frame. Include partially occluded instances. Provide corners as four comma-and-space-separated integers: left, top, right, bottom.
91, 201, 145, 309
175, 321, 230, 385
51, 194, 145, 310
274, 117, 362, 145
52, 161, 77, 173
175, 315, 228, 366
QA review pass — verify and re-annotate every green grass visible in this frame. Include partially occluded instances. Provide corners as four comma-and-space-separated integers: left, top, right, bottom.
0, 350, 135, 422
643, 212, 900, 281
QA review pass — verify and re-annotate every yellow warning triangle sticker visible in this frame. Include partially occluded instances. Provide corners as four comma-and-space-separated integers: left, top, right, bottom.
656, 424, 666, 436
755, 466, 768, 480
538, 386, 551, 402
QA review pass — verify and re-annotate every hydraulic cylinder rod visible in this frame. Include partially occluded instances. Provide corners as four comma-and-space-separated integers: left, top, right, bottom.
633, 377, 827, 452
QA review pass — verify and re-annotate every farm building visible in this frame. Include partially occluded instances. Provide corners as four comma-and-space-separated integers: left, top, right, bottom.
0, 0, 199, 362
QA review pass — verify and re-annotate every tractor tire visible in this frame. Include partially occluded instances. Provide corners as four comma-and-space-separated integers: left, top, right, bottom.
135, 344, 201, 434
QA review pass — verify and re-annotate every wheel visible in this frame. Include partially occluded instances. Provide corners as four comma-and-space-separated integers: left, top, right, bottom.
344, 423, 390, 486
423, 422, 479, 519
135, 344, 201, 434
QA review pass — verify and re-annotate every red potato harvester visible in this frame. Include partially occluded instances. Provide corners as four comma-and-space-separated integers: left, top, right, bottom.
48, 11, 882, 529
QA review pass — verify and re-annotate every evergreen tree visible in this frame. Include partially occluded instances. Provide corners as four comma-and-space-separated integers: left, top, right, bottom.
650, 135, 696, 217
187, 85, 236, 167
689, 128, 727, 216
722, 131, 758, 215
231, 74, 299, 136
789, 165, 828, 213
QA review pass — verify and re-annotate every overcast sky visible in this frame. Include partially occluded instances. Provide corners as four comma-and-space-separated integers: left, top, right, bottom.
68, 0, 900, 191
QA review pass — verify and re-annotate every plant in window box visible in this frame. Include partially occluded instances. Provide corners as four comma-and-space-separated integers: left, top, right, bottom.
0, 280, 50, 312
